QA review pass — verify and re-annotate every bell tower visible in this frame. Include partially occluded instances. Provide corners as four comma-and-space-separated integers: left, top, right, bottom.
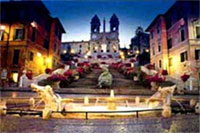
91, 15, 101, 33
110, 14, 119, 32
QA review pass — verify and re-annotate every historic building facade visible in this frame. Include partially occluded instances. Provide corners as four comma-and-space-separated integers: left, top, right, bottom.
62, 14, 120, 59
130, 27, 149, 55
0, 1, 65, 84
146, 1, 200, 88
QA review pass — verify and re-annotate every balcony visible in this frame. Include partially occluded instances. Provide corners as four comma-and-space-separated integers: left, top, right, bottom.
189, 39, 200, 45
0, 40, 27, 46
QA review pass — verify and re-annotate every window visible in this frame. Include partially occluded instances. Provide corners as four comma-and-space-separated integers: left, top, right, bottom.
29, 52, 34, 61
31, 27, 36, 42
196, 27, 200, 39
44, 39, 49, 49
45, 21, 51, 32
159, 60, 162, 68
80, 45, 82, 48
0, 32, 4, 41
13, 50, 20, 65
157, 24, 160, 34
152, 46, 155, 55
167, 38, 172, 49
19, 10, 25, 19
158, 45, 161, 52
54, 44, 57, 52
180, 51, 188, 62
169, 57, 173, 67
195, 49, 200, 60
157, 40, 161, 52
14, 29, 24, 40
180, 27, 185, 41
166, 17, 172, 29
151, 32, 154, 39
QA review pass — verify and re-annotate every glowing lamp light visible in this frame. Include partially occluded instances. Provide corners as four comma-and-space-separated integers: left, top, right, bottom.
113, 45, 116, 50
12, 73, 18, 83
145, 49, 149, 53
0, 25, 5, 30
46, 58, 50, 63
71, 49, 75, 54
84, 96, 89, 105
110, 90, 115, 98
63, 50, 67, 54
37, 52, 42, 57
119, 51, 124, 56
87, 51, 91, 56
31, 21, 36, 27
135, 50, 140, 54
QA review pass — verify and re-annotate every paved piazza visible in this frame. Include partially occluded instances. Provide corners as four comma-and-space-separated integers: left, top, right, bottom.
1, 114, 199, 133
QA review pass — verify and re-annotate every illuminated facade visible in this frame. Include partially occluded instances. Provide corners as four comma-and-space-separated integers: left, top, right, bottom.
62, 14, 120, 59
0, 1, 65, 83
146, 1, 200, 87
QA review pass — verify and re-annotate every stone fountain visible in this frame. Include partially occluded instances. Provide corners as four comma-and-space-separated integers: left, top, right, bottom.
30, 84, 73, 119
28, 83, 192, 119
147, 85, 176, 117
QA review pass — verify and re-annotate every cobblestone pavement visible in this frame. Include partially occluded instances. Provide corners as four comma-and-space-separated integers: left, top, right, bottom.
1, 114, 199, 133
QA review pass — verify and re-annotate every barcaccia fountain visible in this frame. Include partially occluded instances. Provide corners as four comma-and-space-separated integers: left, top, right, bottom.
28, 83, 177, 119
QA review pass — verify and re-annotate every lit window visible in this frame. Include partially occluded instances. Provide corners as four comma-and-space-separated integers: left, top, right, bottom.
12, 71, 19, 83
180, 51, 188, 62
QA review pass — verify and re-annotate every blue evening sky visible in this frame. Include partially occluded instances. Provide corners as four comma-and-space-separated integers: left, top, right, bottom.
43, 0, 175, 48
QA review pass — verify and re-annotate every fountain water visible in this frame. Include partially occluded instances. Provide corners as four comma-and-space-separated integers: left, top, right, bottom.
84, 96, 89, 105
107, 90, 117, 110
27, 84, 181, 119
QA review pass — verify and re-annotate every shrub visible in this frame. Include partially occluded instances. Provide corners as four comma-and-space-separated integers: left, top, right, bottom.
161, 69, 168, 76
45, 68, 52, 74
47, 74, 66, 82
181, 74, 190, 82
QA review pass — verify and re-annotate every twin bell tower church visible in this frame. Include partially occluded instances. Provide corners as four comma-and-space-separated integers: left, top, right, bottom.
90, 14, 120, 58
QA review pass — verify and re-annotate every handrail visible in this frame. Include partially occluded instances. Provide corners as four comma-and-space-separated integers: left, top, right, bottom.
4, 108, 163, 120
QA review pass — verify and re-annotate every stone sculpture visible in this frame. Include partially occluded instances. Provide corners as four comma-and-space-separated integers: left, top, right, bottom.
31, 84, 66, 119
98, 67, 113, 88
148, 85, 176, 117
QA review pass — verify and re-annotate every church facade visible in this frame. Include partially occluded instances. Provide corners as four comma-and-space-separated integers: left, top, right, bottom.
62, 14, 120, 58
